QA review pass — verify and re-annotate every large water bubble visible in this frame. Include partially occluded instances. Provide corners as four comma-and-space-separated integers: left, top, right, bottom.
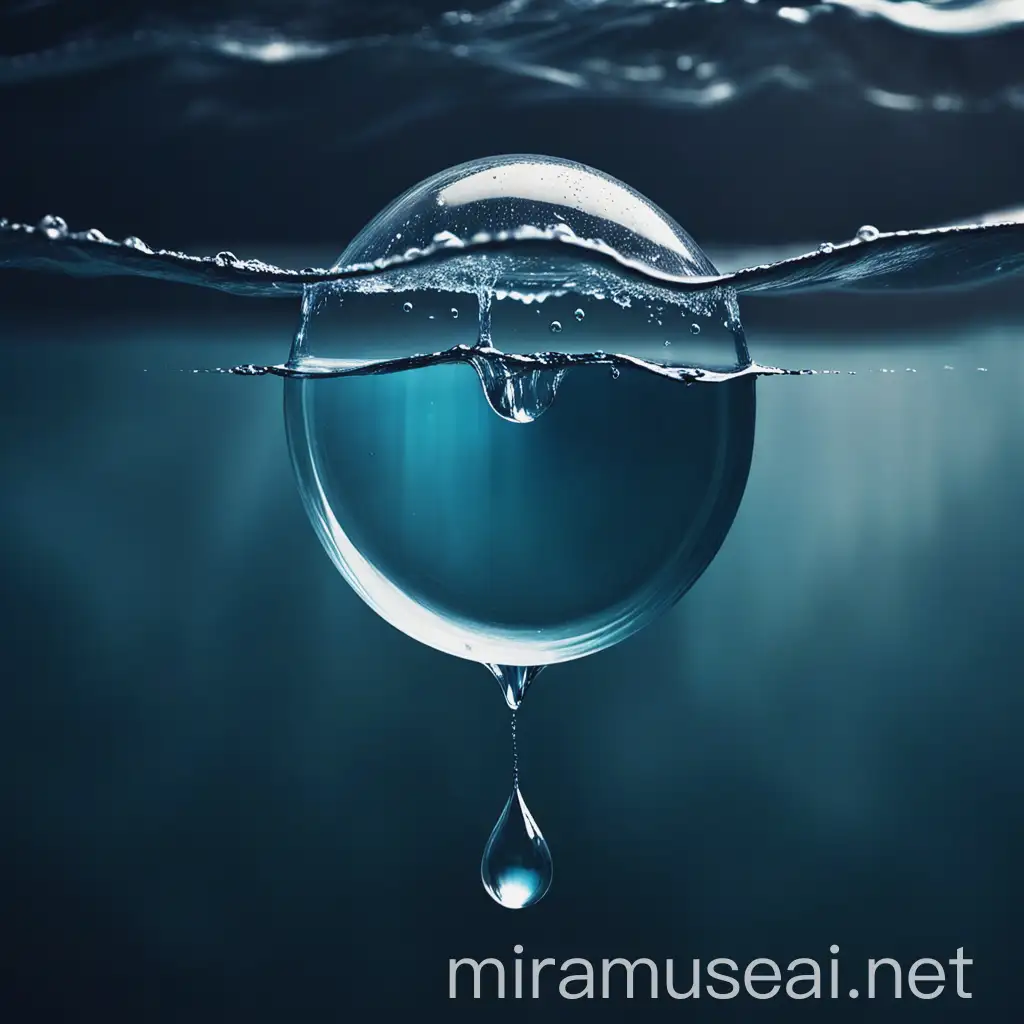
284, 154, 755, 671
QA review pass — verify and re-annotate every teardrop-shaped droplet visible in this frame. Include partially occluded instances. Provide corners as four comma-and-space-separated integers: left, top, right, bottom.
469, 353, 566, 423
486, 664, 543, 709
481, 786, 552, 909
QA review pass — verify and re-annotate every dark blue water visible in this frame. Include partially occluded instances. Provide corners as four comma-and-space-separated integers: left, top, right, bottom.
1, 286, 1021, 1019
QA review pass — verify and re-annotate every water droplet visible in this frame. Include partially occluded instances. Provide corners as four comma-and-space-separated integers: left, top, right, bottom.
574, 308, 585, 321
856, 224, 880, 242
481, 784, 552, 910
471, 353, 566, 423
549, 320, 562, 334
214, 251, 238, 266
37, 215, 68, 240
122, 236, 152, 252
451, 307, 459, 319
85, 228, 108, 243
403, 301, 413, 312
690, 323, 701, 335
664, 339, 672, 346
486, 665, 543, 710
610, 367, 621, 379
819, 242, 834, 254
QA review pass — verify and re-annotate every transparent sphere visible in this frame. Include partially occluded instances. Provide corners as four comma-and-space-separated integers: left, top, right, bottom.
327, 152, 730, 298
285, 155, 755, 667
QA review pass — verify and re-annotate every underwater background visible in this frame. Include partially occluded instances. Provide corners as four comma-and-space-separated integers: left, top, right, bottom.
2, 1, 1023, 1020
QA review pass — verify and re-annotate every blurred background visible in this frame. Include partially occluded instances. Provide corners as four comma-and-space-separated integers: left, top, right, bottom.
1, 1, 1022, 1020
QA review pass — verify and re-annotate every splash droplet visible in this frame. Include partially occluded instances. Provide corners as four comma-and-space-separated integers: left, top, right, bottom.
481, 784, 552, 909
690, 323, 701, 335
37, 215, 68, 240
122, 236, 152, 252
856, 224, 880, 242
574, 308, 585, 321
403, 301, 413, 312
451, 307, 459, 319
549, 320, 562, 334
819, 241, 834, 254
610, 366, 621, 379
214, 251, 238, 266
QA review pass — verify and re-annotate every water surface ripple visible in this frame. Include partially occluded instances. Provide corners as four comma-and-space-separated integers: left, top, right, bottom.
2, 212, 1022, 299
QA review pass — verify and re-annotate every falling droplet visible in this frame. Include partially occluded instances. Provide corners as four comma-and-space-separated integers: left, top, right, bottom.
549, 320, 562, 334
574, 308, 585, 321
690, 322, 701, 335
481, 785, 552, 909
819, 241, 834, 254
480, 713, 552, 910
37, 215, 68, 240
214, 251, 238, 266
451, 307, 459, 318
403, 301, 413, 312
856, 224, 880, 242
486, 664, 543, 710
610, 366, 621, 379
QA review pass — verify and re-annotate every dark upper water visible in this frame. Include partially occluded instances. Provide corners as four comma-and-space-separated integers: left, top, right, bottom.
2, 1, 1024, 1021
